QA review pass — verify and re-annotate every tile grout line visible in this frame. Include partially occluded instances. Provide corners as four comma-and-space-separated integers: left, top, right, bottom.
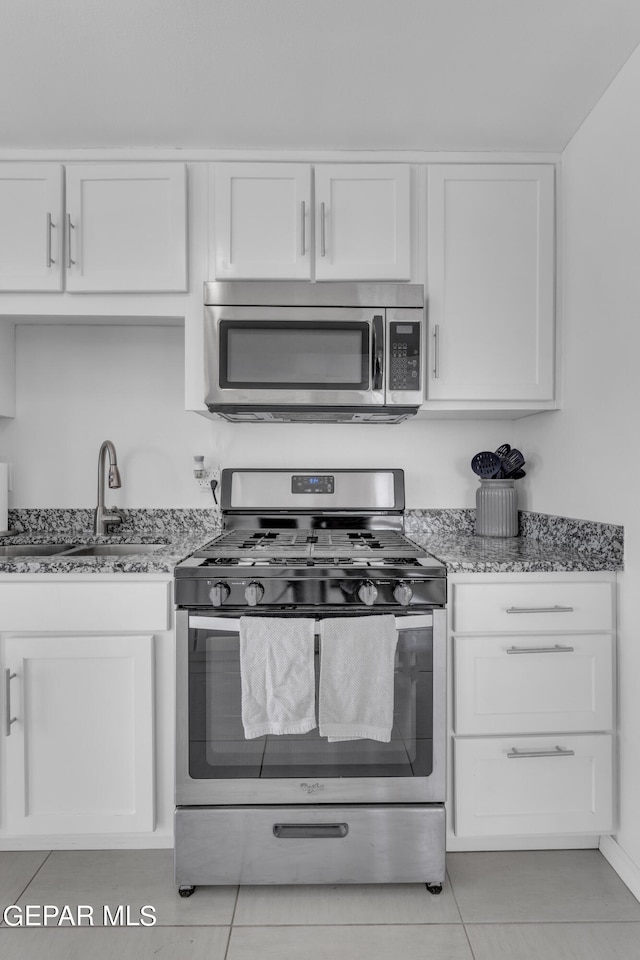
1, 850, 54, 929
445, 871, 480, 960
223, 885, 241, 960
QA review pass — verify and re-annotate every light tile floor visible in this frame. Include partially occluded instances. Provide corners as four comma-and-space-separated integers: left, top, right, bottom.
1, 848, 640, 959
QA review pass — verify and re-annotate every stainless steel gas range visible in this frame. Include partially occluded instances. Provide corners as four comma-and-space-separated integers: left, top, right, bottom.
174, 469, 447, 895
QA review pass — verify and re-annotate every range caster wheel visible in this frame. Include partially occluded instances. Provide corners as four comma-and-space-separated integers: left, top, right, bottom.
426, 883, 443, 895
179, 885, 196, 898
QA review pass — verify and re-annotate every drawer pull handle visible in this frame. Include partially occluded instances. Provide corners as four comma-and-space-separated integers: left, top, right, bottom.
273, 823, 348, 839
507, 746, 575, 760
507, 644, 575, 655
505, 605, 574, 615
5, 669, 17, 737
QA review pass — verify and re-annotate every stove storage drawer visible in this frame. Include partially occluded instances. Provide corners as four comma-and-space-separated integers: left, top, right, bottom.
175, 804, 445, 885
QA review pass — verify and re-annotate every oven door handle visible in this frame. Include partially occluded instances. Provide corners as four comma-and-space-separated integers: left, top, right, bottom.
188, 614, 434, 633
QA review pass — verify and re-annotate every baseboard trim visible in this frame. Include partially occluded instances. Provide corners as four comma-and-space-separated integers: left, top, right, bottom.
600, 835, 640, 903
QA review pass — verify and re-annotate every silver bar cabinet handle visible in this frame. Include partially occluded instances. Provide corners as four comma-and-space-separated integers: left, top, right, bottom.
301, 200, 306, 256
506, 605, 574, 615
507, 746, 575, 760
5, 669, 16, 736
433, 324, 440, 378
320, 202, 326, 257
507, 644, 575, 655
66, 213, 75, 268
46, 213, 55, 266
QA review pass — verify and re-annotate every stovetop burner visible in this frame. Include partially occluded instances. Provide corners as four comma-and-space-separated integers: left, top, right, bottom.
193, 527, 424, 561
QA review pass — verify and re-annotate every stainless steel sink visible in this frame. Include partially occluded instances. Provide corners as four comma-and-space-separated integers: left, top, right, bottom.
62, 544, 164, 557
0, 544, 76, 558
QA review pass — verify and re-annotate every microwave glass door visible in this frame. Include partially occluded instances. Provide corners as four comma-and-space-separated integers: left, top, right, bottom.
220, 321, 369, 390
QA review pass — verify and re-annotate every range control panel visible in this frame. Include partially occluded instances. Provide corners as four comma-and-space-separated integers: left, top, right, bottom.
389, 322, 421, 391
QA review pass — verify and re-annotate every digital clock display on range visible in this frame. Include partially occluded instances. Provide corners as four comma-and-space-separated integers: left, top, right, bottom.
291, 475, 335, 494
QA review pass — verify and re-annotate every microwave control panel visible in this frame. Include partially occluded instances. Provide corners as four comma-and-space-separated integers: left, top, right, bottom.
389, 322, 421, 391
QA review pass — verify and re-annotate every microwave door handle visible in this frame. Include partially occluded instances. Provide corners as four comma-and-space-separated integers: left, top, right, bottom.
372, 315, 384, 391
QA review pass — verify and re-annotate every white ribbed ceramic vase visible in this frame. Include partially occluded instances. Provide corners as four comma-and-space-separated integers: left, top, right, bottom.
475, 479, 518, 537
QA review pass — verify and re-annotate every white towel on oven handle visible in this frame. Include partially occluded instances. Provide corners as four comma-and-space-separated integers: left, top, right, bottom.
239, 616, 317, 739
318, 614, 398, 743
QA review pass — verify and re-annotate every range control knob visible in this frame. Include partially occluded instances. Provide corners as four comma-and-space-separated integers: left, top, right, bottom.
393, 582, 413, 606
245, 581, 265, 607
358, 580, 378, 606
209, 581, 230, 607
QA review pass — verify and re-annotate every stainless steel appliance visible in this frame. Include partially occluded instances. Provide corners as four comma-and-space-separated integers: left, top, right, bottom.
174, 469, 446, 894
203, 282, 424, 422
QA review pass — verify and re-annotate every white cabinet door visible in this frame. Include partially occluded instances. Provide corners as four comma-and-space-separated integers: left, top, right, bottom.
453, 634, 614, 735
454, 734, 613, 837
65, 163, 187, 292
427, 164, 555, 401
315, 164, 411, 280
0, 324, 15, 417
4, 634, 154, 835
0, 164, 63, 291
213, 163, 311, 279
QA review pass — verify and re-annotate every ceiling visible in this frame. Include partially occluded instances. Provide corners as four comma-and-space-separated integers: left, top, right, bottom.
3, 0, 640, 153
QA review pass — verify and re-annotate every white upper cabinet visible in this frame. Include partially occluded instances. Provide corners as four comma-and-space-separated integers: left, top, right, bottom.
213, 163, 311, 279
212, 162, 411, 281
426, 164, 555, 402
0, 164, 64, 291
0, 162, 187, 293
314, 164, 411, 280
65, 163, 187, 292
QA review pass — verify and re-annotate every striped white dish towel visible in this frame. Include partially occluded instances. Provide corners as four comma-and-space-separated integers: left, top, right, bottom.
318, 614, 398, 743
239, 616, 316, 739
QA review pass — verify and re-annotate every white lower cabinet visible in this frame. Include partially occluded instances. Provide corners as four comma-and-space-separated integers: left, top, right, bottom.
0, 577, 174, 848
450, 574, 616, 844
454, 734, 613, 837
4, 634, 154, 836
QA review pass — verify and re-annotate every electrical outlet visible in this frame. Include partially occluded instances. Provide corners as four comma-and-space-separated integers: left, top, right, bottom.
196, 467, 221, 494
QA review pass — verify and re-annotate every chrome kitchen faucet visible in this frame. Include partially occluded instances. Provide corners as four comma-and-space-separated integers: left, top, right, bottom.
94, 440, 124, 535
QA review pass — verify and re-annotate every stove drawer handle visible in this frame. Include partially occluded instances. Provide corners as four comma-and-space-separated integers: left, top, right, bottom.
273, 823, 348, 839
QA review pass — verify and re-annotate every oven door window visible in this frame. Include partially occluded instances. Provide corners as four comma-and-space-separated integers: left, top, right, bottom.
188, 624, 433, 780
219, 321, 370, 390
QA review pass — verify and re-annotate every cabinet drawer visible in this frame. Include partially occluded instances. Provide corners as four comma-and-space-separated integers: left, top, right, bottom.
453, 581, 614, 634
0, 581, 171, 632
453, 734, 613, 837
454, 634, 613, 735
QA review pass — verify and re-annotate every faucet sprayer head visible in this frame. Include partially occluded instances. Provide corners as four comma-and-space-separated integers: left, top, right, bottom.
108, 464, 122, 488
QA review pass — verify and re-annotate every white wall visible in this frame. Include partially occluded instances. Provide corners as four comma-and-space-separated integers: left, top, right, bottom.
519, 47, 640, 875
0, 323, 514, 510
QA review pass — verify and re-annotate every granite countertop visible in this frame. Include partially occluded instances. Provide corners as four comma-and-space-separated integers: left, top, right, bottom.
0, 508, 220, 575
0, 507, 624, 576
404, 509, 623, 574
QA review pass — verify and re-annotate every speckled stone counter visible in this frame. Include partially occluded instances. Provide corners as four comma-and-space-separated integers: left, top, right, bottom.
0, 508, 221, 575
405, 509, 623, 573
0, 506, 623, 575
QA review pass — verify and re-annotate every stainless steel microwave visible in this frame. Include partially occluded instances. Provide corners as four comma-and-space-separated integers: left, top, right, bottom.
203, 281, 425, 423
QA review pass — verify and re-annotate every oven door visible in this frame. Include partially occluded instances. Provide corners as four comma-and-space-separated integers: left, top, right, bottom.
203, 306, 385, 408
175, 609, 445, 805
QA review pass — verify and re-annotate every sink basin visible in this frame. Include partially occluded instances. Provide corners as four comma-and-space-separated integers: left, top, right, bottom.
62, 544, 164, 557
0, 544, 76, 558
